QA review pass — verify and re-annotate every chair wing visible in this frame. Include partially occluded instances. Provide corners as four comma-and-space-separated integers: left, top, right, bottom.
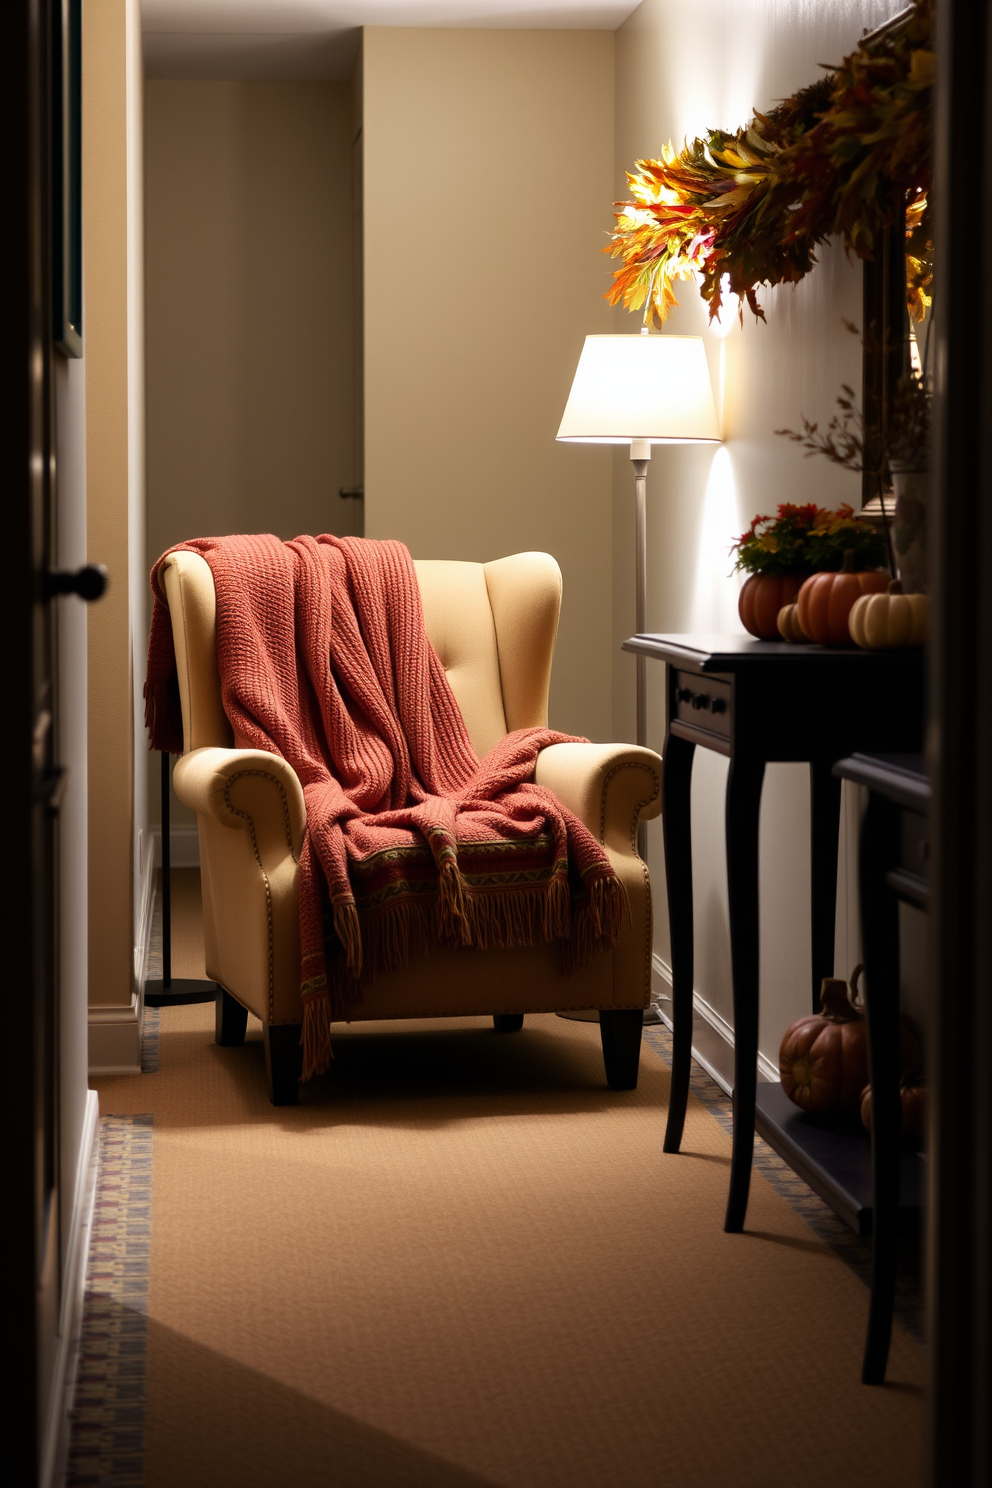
413, 559, 509, 757
484, 552, 561, 734
160, 550, 232, 753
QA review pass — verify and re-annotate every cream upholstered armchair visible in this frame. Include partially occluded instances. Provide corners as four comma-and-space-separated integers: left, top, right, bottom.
160, 549, 663, 1104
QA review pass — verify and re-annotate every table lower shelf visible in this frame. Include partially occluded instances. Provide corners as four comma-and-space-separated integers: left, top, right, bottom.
754, 1082, 926, 1237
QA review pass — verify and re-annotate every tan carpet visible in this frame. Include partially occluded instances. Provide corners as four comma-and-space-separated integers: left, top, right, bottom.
96, 877, 924, 1488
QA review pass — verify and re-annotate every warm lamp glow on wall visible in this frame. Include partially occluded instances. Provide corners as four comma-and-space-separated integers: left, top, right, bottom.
557, 331, 720, 749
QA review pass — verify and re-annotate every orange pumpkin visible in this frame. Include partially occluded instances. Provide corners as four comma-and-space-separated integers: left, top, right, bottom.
739, 572, 804, 640
860, 1080, 927, 1148
779, 969, 869, 1116
797, 551, 889, 647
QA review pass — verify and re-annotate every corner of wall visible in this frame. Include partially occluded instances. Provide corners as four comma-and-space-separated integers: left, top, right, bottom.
83, 0, 149, 1068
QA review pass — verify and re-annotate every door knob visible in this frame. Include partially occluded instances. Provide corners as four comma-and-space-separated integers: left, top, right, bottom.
44, 564, 108, 601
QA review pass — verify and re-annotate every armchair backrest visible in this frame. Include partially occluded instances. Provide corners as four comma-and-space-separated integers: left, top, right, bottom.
159, 547, 562, 758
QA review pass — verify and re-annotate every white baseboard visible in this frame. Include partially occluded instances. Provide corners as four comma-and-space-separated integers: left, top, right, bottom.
133, 830, 155, 1005
152, 824, 200, 868
88, 996, 142, 1075
42, 1088, 100, 1488
96, 825, 200, 1077
651, 954, 780, 1095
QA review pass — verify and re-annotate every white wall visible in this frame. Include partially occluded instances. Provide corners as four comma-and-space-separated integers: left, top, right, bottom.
362, 27, 616, 742
615, 0, 895, 1072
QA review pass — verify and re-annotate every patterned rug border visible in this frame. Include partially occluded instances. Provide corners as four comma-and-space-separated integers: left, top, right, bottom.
641, 1023, 924, 1343
66, 1114, 154, 1488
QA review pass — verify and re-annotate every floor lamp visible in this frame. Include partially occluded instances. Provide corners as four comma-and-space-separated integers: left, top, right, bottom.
557, 330, 721, 794
145, 751, 218, 1008
555, 332, 719, 1024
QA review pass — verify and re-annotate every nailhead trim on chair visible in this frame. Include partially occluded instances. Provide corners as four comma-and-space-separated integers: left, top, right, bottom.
598, 760, 661, 1005
222, 768, 298, 1023
223, 768, 299, 863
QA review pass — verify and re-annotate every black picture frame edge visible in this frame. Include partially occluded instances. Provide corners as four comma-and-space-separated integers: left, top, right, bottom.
52, 0, 82, 360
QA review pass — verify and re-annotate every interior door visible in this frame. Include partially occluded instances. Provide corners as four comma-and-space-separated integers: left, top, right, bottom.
3, 1, 101, 1476
4, 1, 58, 1475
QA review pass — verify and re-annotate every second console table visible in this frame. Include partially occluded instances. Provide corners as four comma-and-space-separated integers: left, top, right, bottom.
620, 633, 925, 1239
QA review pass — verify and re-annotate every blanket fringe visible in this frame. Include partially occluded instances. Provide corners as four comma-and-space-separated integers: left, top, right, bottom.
301, 996, 333, 1083
543, 875, 572, 940
143, 675, 184, 756
325, 871, 630, 1018
438, 859, 472, 945
560, 874, 631, 975
332, 899, 363, 978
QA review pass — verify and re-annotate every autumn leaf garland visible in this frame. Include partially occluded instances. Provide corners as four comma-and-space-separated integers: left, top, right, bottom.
608, 0, 934, 329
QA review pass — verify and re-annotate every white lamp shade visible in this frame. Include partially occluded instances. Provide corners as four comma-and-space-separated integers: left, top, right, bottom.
556, 334, 720, 444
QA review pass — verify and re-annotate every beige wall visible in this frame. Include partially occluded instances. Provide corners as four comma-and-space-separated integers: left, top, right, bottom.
362, 28, 616, 741
83, 0, 145, 1014
614, 0, 899, 1072
144, 81, 356, 562
143, 79, 356, 829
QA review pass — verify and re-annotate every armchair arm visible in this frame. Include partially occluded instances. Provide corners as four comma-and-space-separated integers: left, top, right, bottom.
534, 741, 662, 855
173, 747, 307, 865
172, 746, 306, 1025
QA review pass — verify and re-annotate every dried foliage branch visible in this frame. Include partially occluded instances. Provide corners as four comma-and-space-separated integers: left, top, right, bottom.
606, 0, 934, 328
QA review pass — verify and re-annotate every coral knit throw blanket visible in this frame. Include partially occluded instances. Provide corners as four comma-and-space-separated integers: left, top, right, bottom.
145, 534, 628, 1079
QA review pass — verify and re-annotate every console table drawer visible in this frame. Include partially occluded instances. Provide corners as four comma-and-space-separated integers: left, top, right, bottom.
900, 809, 930, 880
672, 671, 732, 740
886, 805, 930, 909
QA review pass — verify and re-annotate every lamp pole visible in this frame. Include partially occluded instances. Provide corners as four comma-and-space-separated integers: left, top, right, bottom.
631, 438, 650, 751
144, 751, 217, 1008
631, 439, 650, 861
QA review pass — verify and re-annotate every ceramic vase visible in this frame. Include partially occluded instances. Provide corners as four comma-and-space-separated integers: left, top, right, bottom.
891, 468, 929, 594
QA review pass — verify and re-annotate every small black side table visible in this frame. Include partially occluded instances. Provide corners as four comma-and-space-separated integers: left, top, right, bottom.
621, 634, 925, 1237
834, 752, 929, 1383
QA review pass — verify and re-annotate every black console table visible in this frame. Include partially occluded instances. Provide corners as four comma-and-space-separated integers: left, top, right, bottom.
621, 636, 924, 1361
833, 752, 929, 1382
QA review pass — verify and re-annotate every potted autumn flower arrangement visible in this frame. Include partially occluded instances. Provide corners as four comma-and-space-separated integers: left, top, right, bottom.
731, 503, 887, 640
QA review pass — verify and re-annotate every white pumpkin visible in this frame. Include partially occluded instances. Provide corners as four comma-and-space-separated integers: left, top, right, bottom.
849, 580, 928, 650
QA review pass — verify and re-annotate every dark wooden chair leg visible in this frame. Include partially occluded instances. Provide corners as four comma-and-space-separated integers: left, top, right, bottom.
215, 987, 249, 1046
264, 1023, 303, 1106
493, 1013, 524, 1032
600, 1009, 643, 1090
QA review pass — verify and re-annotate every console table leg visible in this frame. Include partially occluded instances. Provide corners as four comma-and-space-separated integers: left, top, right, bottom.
859, 791, 902, 1384
810, 759, 842, 1011
662, 732, 696, 1154
725, 753, 765, 1233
